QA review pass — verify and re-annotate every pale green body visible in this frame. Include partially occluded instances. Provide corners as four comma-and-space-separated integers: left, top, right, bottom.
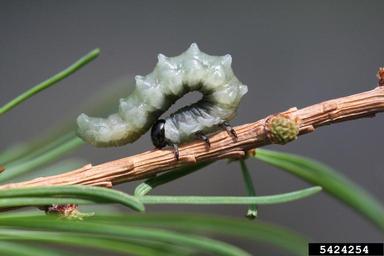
77, 43, 247, 146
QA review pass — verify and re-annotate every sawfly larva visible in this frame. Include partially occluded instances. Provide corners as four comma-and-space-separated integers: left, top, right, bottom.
77, 43, 248, 158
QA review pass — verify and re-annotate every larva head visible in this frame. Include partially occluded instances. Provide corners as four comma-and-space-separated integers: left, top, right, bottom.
151, 119, 167, 149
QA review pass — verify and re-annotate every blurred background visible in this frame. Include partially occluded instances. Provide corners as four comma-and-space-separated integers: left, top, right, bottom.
0, 0, 383, 254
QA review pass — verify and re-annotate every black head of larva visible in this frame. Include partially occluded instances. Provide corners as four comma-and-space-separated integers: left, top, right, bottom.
151, 119, 167, 149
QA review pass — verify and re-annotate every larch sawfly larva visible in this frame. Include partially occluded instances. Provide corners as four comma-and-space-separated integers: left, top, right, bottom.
77, 43, 248, 159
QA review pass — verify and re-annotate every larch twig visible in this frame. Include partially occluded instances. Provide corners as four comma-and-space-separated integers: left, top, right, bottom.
1, 70, 383, 190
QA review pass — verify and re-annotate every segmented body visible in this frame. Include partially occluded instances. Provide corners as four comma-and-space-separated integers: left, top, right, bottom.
77, 43, 248, 146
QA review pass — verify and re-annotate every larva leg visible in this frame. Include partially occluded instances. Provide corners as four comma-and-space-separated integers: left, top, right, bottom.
195, 131, 211, 147
171, 143, 179, 160
220, 121, 238, 139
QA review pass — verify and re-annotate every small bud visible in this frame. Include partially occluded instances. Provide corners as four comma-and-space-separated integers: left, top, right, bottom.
42, 204, 94, 220
265, 114, 300, 144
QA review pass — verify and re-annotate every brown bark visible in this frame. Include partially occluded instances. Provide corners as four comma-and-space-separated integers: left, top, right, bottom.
1, 78, 383, 190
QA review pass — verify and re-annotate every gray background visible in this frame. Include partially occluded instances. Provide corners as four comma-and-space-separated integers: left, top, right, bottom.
0, 0, 383, 254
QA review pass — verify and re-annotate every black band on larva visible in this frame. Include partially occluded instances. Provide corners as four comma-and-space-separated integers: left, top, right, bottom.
77, 43, 248, 147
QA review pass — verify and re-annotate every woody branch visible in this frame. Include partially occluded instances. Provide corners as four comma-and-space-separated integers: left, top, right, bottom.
1, 69, 384, 190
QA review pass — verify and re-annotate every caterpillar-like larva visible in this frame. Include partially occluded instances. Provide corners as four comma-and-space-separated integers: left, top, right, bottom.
77, 43, 248, 157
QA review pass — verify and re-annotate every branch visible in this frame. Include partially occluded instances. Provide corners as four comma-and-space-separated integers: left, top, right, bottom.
1, 73, 384, 190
